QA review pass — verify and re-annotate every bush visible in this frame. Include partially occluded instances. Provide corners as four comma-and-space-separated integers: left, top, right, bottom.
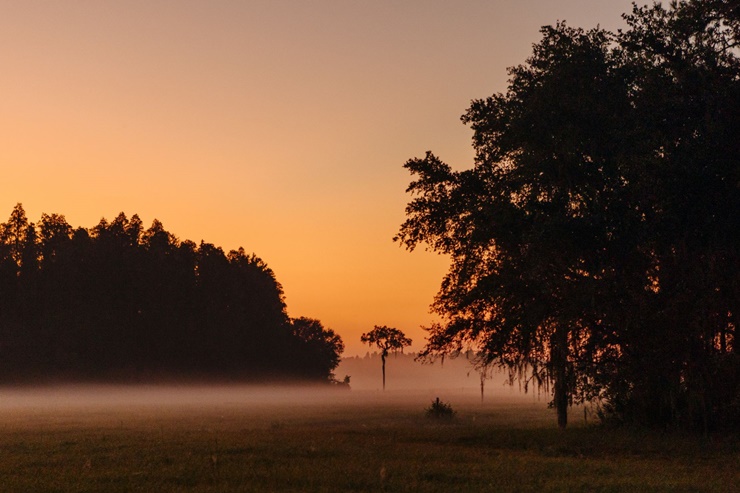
425, 397, 456, 420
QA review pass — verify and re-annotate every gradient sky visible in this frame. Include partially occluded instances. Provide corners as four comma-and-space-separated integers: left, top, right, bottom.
1, 1, 640, 356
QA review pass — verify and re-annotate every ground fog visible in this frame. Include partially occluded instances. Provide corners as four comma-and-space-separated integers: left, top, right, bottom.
0, 383, 736, 492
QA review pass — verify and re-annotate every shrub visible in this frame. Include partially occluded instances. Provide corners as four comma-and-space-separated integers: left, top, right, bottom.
425, 397, 456, 420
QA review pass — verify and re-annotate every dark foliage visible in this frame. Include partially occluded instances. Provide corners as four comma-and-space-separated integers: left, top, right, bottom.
0, 205, 343, 383
425, 397, 456, 420
287, 317, 345, 381
360, 325, 412, 390
397, 1, 738, 430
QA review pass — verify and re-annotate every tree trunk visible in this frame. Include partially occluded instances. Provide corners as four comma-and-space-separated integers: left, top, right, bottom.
381, 353, 386, 391
553, 326, 569, 429
554, 371, 568, 429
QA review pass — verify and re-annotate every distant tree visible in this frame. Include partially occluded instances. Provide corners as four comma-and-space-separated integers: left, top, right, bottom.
360, 326, 411, 390
473, 357, 496, 404
1, 203, 29, 267
0, 204, 34, 370
38, 213, 72, 264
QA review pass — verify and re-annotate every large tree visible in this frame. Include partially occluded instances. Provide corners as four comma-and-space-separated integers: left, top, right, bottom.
397, 1, 738, 429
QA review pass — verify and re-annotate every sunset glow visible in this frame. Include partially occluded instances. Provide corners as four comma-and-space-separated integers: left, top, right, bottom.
1, 1, 637, 355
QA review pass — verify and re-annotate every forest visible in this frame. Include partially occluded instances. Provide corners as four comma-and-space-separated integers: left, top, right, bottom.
0, 204, 344, 383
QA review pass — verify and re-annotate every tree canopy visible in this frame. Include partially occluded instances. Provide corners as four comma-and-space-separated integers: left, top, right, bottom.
360, 325, 412, 390
397, 0, 739, 430
0, 204, 344, 383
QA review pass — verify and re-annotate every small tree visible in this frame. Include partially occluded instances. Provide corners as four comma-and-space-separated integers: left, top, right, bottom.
290, 317, 344, 381
475, 359, 495, 404
360, 325, 411, 390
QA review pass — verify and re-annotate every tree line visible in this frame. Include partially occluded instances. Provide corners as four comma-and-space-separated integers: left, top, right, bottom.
0, 204, 343, 383
397, 1, 738, 430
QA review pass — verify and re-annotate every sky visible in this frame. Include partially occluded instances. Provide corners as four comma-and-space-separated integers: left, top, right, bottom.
1, 1, 640, 356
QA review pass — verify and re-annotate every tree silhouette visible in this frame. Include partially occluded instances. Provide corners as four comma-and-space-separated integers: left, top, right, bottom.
0, 205, 345, 384
2, 203, 29, 267
289, 317, 344, 381
360, 326, 411, 390
398, 23, 627, 428
397, 1, 739, 430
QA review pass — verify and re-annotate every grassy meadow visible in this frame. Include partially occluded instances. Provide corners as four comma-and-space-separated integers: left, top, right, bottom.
0, 386, 737, 492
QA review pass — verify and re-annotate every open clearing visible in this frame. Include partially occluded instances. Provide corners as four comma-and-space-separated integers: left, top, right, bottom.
0, 385, 737, 492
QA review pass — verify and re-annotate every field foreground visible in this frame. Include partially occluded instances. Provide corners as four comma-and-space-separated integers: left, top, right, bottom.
0, 385, 737, 492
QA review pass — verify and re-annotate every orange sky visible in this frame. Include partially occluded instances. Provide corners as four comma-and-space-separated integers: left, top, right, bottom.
1, 1, 638, 355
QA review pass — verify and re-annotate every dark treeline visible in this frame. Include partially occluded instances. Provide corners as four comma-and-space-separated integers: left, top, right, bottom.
0, 204, 343, 383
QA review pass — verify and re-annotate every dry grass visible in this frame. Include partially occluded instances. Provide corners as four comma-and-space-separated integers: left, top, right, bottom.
0, 387, 737, 492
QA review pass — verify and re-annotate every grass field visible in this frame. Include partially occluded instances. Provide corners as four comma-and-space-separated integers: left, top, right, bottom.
0, 386, 737, 492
